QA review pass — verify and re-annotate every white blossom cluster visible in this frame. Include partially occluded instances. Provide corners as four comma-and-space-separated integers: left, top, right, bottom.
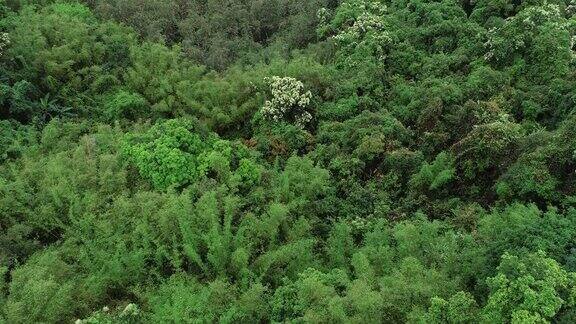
568, 0, 576, 16
74, 303, 140, 323
519, 4, 563, 26
261, 76, 313, 128
121, 303, 140, 317
484, 4, 567, 62
333, 12, 388, 43
332, 1, 391, 62
0, 33, 9, 57
317, 7, 330, 27
338, 0, 387, 18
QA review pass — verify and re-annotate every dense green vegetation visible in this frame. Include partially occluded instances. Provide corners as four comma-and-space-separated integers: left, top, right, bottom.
1, 0, 576, 322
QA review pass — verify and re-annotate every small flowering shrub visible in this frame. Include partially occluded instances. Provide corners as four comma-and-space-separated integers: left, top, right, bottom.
261, 76, 313, 128
75, 303, 141, 324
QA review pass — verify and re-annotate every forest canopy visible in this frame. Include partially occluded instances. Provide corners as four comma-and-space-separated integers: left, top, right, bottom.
2, 0, 576, 323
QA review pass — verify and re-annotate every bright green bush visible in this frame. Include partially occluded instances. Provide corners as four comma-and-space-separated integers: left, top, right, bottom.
122, 118, 262, 190
122, 119, 207, 190
482, 251, 575, 323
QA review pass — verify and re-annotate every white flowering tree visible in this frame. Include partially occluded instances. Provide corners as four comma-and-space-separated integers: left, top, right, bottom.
261, 76, 313, 128
0, 33, 9, 56
318, 0, 392, 69
484, 4, 573, 82
316, 0, 392, 94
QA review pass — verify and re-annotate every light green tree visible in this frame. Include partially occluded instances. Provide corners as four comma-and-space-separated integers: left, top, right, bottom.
482, 251, 576, 323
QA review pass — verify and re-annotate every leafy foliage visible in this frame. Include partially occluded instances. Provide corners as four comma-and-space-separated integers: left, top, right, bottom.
482, 251, 576, 323
2, 0, 576, 322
